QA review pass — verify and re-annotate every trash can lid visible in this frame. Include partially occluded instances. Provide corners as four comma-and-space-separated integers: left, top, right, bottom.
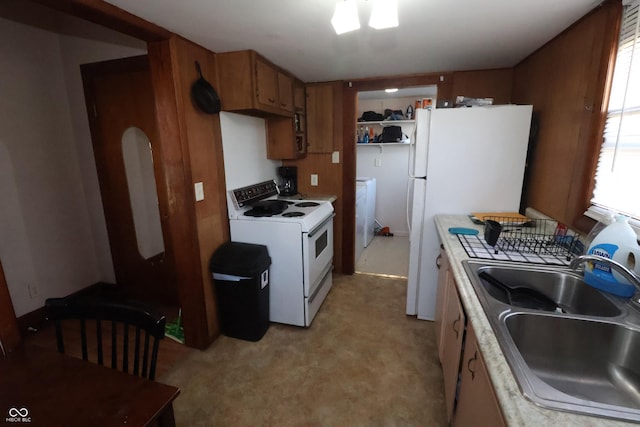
209, 241, 271, 277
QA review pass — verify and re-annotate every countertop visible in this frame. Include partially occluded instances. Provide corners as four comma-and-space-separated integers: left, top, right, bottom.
435, 214, 636, 427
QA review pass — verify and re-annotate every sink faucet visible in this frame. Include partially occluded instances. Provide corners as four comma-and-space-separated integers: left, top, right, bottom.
570, 254, 640, 306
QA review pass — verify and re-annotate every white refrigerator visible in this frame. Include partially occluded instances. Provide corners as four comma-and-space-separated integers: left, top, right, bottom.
406, 105, 533, 319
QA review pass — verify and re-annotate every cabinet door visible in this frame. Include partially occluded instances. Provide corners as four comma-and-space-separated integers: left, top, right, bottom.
294, 82, 305, 112
441, 278, 465, 422
454, 324, 506, 427
266, 117, 305, 160
435, 246, 450, 363
256, 58, 278, 108
277, 71, 293, 112
306, 84, 335, 153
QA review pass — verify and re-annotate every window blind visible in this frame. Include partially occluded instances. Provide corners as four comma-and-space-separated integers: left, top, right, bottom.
589, 0, 640, 222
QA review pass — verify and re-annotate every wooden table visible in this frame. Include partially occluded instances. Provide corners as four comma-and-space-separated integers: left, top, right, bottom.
0, 345, 180, 426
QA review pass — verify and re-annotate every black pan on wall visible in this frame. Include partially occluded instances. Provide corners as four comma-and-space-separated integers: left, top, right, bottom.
191, 61, 221, 114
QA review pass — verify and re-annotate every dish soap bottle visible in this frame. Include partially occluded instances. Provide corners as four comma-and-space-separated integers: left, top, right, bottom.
584, 214, 640, 297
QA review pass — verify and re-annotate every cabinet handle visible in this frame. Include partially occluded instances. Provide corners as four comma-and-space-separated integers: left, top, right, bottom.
268, 98, 276, 103
467, 350, 478, 380
452, 314, 461, 339
436, 253, 442, 269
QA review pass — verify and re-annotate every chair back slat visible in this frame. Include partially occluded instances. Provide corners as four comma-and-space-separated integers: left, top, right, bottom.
80, 319, 88, 361
149, 338, 160, 381
142, 333, 150, 379
45, 297, 166, 380
54, 319, 64, 353
133, 327, 141, 377
96, 319, 104, 366
122, 322, 129, 374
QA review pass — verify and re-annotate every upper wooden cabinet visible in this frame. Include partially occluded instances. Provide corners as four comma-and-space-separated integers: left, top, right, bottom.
216, 50, 293, 117
306, 83, 340, 154
266, 78, 306, 160
277, 71, 293, 112
294, 79, 305, 112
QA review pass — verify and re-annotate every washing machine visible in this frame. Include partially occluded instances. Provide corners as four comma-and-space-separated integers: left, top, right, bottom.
355, 182, 367, 262
356, 177, 377, 247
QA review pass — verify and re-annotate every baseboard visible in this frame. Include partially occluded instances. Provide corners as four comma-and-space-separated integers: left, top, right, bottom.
17, 305, 48, 336
17, 282, 116, 336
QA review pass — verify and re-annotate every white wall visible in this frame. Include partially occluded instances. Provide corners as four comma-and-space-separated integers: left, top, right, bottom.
356, 145, 410, 236
220, 112, 282, 207
0, 17, 145, 316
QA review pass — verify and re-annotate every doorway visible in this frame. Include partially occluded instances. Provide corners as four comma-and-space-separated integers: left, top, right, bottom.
81, 56, 177, 306
353, 86, 437, 279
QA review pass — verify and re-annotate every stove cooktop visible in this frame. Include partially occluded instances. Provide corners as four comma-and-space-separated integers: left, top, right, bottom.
227, 181, 333, 232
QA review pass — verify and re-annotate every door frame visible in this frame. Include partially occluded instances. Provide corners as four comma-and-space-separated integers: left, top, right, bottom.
341, 74, 453, 274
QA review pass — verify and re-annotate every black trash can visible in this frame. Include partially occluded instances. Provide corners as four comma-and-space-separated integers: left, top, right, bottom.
209, 242, 271, 342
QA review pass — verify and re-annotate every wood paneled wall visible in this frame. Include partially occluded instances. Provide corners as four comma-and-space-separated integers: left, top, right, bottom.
451, 69, 514, 105
512, 0, 621, 231
148, 36, 228, 349
169, 37, 229, 343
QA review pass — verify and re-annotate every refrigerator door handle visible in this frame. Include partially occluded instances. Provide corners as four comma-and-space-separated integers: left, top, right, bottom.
406, 176, 427, 233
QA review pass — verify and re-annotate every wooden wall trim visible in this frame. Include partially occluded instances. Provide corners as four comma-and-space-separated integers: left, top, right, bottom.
342, 84, 357, 274
32, 0, 171, 41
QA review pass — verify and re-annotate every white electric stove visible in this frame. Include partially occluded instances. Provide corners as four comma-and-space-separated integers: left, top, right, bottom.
227, 180, 334, 327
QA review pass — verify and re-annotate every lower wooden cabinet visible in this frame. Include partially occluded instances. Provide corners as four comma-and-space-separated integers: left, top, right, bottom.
434, 246, 450, 363
440, 269, 465, 422
454, 324, 506, 427
436, 251, 505, 426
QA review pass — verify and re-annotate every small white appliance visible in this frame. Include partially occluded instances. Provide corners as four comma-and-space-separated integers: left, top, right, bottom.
227, 180, 334, 327
406, 106, 533, 319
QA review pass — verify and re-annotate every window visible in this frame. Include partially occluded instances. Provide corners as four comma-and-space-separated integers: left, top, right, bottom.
589, 0, 640, 224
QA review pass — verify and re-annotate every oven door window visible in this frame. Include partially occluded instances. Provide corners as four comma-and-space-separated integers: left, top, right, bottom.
315, 229, 328, 259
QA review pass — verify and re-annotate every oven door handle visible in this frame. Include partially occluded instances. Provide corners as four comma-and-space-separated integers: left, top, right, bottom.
308, 213, 335, 238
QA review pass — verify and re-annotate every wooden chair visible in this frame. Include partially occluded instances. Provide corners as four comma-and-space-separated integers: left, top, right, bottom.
45, 297, 166, 380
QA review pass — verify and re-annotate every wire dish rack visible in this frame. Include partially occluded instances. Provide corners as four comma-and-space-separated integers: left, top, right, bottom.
457, 216, 584, 266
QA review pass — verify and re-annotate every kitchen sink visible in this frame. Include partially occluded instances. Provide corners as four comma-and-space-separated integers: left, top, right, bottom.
463, 260, 640, 422
505, 313, 640, 418
465, 262, 622, 317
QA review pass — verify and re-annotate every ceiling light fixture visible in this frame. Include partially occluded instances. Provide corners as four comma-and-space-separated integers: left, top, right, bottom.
369, 0, 399, 30
331, 0, 360, 35
385, 88, 399, 93
332, 0, 398, 35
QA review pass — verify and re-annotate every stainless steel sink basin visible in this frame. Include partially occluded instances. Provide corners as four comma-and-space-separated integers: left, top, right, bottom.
465, 262, 622, 317
505, 313, 640, 419
463, 260, 640, 422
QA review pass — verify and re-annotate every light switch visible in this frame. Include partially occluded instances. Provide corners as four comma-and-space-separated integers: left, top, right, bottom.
194, 182, 204, 201
374, 158, 382, 167
332, 151, 340, 164
311, 174, 318, 186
